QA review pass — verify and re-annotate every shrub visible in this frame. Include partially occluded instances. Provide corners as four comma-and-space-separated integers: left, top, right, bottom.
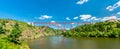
0, 25, 6, 34
8, 23, 22, 44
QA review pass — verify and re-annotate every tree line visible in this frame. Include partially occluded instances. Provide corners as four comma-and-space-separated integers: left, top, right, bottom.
62, 21, 120, 38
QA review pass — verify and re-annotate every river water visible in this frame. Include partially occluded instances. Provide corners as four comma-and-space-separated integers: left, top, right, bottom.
27, 36, 120, 49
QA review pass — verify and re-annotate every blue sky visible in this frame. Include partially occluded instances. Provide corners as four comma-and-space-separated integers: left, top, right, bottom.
0, 0, 120, 23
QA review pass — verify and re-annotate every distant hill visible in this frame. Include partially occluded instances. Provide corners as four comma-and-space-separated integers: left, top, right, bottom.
62, 20, 120, 38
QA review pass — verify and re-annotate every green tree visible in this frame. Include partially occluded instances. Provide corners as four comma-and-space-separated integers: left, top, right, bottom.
8, 23, 22, 44
0, 25, 6, 34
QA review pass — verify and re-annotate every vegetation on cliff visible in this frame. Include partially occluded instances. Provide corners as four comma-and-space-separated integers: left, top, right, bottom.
0, 19, 29, 49
0, 18, 62, 49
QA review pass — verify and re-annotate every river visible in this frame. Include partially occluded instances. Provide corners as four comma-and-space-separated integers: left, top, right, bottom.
27, 36, 120, 49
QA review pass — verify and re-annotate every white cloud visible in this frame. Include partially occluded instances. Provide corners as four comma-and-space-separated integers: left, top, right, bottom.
39, 15, 52, 20
58, 24, 62, 26
101, 16, 117, 21
106, 1, 120, 11
89, 16, 118, 21
106, 6, 114, 11
80, 15, 91, 21
51, 20, 56, 23
90, 17, 101, 20
66, 17, 71, 20
71, 22, 75, 25
76, 0, 88, 5
117, 12, 120, 14
73, 16, 79, 19
51, 21, 62, 27
90, 17, 96, 20
79, 14, 118, 22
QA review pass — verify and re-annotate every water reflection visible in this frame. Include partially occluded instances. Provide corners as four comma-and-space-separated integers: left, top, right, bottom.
28, 36, 120, 49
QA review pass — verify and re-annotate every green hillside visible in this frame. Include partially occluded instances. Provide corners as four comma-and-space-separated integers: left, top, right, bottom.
0, 19, 62, 49
62, 20, 120, 38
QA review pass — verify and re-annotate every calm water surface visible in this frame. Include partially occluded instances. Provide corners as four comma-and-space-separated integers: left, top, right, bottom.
27, 36, 120, 49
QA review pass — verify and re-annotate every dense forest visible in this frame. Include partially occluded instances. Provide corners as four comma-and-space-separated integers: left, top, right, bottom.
62, 20, 120, 38
0, 19, 62, 49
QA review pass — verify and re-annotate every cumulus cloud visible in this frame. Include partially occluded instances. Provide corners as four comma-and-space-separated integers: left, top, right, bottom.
73, 16, 79, 19
58, 24, 62, 26
66, 17, 71, 20
76, 0, 88, 5
101, 16, 117, 21
39, 15, 52, 20
90, 17, 96, 20
90, 17, 101, 20
90, 16, 118, 21
71, 22, 75, 25
80, 15, 91, 21
106, 1, 120, 11
117, 12, 120, 14
51, 20, 56, 23
79, 14, 118, 21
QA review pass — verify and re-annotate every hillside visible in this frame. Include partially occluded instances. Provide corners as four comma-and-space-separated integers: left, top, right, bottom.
0, 19, 62, 49
62, 20, 120, 38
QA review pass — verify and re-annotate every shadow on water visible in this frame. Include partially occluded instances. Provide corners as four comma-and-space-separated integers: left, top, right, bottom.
27, 36, 120, 49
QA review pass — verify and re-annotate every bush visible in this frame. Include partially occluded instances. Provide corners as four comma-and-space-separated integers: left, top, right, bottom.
0, 26, 6, 34
63, 21, 120, 38
8, 23, 22, 44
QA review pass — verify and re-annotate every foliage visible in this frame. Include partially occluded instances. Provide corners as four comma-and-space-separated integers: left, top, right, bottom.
0, 19, 31, 49
8, 23, 22, 44
0, 18, 62, 49
0, 35, 29, 49
63, 21, 120, 38
0, 26, 6, 34
0, 38, 21, 49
